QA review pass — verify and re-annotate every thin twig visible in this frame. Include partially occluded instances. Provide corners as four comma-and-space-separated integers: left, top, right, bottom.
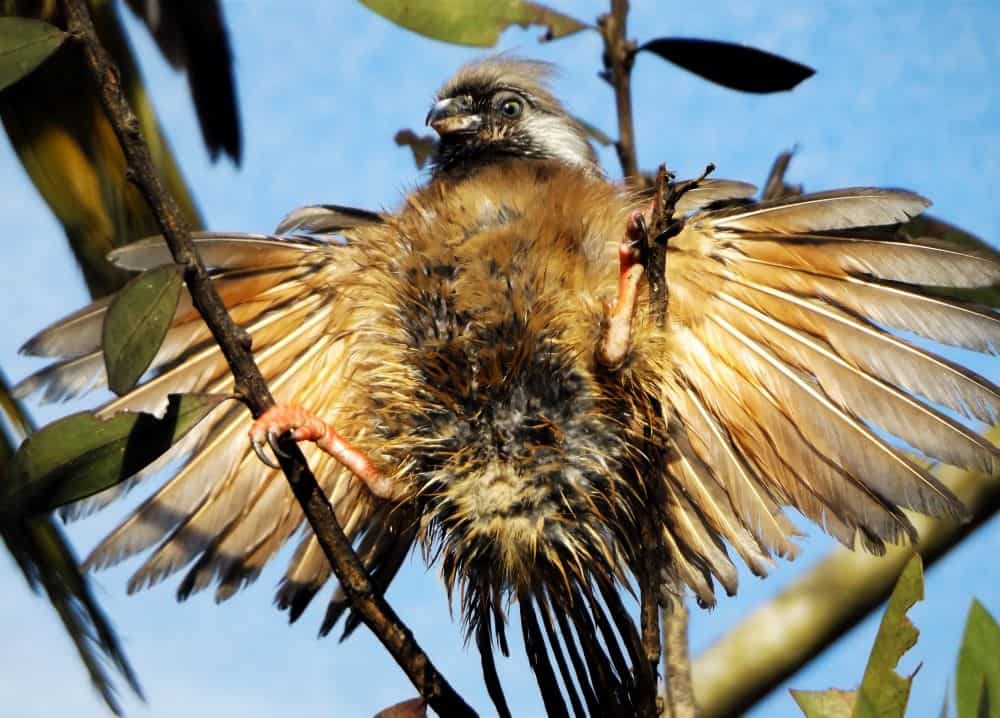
599, 0, 639, 180
60, 1, 474, 714
599, 3, 661, 713
640, 165, 713, 718
599, 2, 698, 712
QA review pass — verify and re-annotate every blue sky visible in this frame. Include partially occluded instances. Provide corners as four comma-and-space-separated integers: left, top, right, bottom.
1, 1, 999, 716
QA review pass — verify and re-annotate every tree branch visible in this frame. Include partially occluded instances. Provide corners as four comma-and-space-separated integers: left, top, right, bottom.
692, 427, 1000, 717
599, 0, 639, 181
60, 1, 474, 714
661, 598, 696, 718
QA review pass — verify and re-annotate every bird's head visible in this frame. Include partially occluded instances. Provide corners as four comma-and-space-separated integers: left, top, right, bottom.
427, 57, 600, 178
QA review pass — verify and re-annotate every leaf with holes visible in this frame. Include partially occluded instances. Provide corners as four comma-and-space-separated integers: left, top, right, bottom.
103, 264, 183, 395
852, 554, 924, 718
0, 17, 66, 92
639, 37, 814, 93
956, 600, 1000, 718
791, 688, 856, 718
2, 394, 230, 517
359, 0, 586, 47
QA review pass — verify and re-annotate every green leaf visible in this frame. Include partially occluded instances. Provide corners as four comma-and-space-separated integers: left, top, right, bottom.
956, 600, 1000, 718
103, 264, 183, 395
0, 17, 66, 92
359, 0, 586, 47
3, 393, 229, 516
792, 688, 856, 717
852, 554, 924, 718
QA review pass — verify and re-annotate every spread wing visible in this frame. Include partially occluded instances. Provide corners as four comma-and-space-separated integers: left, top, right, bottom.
657, 188, 1000, 603
16, 228, 408, 632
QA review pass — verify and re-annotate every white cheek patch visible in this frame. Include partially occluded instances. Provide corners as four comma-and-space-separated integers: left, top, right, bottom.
522, 114, 594, 169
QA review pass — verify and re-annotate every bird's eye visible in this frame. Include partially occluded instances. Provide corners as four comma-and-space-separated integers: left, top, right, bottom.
500, 98, 523, 118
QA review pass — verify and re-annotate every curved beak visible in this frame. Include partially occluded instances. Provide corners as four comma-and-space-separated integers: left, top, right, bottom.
426, 96, 482, 136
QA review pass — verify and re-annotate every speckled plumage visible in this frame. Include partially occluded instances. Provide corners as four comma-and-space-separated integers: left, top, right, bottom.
17, 59, 1000, 717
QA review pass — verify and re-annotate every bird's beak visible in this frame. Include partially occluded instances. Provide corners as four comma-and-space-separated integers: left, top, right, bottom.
426, 96, 482, 136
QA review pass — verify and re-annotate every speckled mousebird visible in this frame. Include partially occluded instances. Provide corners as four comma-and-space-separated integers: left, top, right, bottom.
16, 58, 1000, 716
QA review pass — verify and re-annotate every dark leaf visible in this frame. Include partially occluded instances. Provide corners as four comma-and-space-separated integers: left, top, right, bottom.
359, 0, 586, 47
4, 393, 229, 516
956, 600, 1000, 718
0, 371, 142, 714
639, 37, 814, 93
0, 2, 205, 298
853, 554, 924, 718
103, 264, 183, 395
123, 0, 242, 163
791, 688, 856, 717
394, 128, 438, 170
0, 17, 65, 92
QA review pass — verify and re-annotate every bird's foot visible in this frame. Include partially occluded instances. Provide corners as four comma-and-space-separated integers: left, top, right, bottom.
597, 210, 646, 370
249, 404, 401, 500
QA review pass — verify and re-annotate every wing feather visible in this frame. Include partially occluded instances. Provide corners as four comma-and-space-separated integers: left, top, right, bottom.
661, 186, 993, 577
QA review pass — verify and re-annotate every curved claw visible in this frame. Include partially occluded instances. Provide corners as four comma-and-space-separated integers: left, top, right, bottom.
268, 428, 291, 459
252, 436, 280, 469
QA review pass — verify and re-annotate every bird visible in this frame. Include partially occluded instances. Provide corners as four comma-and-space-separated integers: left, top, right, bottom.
15, 57, 1000, 716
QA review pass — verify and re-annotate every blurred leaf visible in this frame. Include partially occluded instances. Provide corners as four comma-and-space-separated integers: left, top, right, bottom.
639, 37, 814, 93
853, 554, 924, 718
4, 393, 228, 515
374, 697, 428, 718
0, 16, 65, 91
122, 0, 241, 163
0, 370, 141, 715
103, 264, 182, 395
956, 600, 1000, 718
573, 115, 613, 146
359, 0, 586, 47
0, 2, 203, 297
394, 128, 437, 169
792, 688, 856, 717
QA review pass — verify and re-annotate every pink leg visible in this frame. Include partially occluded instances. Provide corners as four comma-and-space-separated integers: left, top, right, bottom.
249, 404, 402, 500
597, 210, 646, 369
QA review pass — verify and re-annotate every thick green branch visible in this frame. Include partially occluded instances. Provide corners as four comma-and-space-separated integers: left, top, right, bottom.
60, 1, 474, 714
693, 428, 1000, 717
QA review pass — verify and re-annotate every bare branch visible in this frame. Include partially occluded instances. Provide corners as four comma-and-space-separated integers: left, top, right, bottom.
598, 0, 639, 180
59, 1, 474, 714
661, 598, 696, 718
